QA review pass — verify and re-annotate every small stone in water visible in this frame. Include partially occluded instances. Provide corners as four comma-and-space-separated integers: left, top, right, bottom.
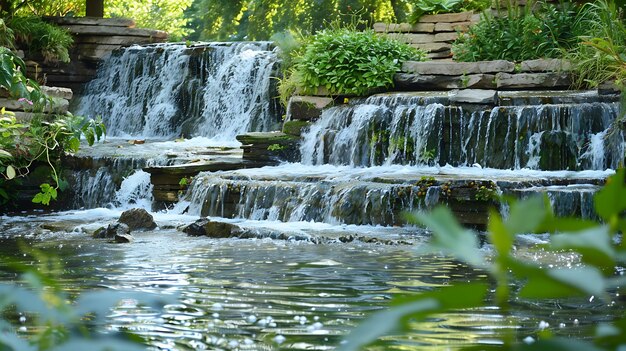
538, 321, 549, 330
212, 303, 224, 311
574, 319, 579, 325
19, 316, 26, 323
212, 313, 220, 318
18, 326, 27, 332
523, 336, 535, 344
228, 340, 239, 348
246, 315, 257, 323
268, 322, 277, 327
559, 323, 566, 328
274, 335, 286, 344
243, 338, 254, 345
293, 315, 300, 321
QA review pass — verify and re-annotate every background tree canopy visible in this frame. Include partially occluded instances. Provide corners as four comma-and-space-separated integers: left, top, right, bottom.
186, 0, 413, 41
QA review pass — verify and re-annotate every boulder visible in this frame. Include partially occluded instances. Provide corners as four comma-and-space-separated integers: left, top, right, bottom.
115, 233, 134, 243
520, 59, 572, 73
287, 96, 334, 121
118, 208, 157, 231
183, 218, 243, 238
93, 223, 130, 239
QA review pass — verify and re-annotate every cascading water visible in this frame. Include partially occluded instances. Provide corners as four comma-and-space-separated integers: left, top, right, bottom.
76, 42, 280, 140
300, 93, 623, 171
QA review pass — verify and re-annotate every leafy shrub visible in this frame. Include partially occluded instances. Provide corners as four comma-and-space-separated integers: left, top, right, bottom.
452, 2, 584, 62
8, 16, 74, 63
409, 0, 491, 23
339, 169, 626, 350
287, 28, 426, 97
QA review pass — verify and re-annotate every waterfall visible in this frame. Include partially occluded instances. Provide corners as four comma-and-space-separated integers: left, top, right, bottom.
300, 94, 622, 171
76, 42, 280, 140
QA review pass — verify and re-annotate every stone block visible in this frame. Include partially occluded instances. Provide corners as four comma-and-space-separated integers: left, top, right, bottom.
520, 59, 572, 72
0, 97, 68, 113
496, 72, 571, 89
449, 89, 497, 104
419, 11, 474, 23
76, 35, 157, 46
61, 25, 168, 39
385, 33, 435, 44
411, 42, 452, 53
373, 22, 435, 33
287, 96, 334, 121
236, 132, 298, 145
45, 16, 136, 27
394, 73, 496, 90
434, 32, 459, 42
402, 60, 513, 75
434, 21, 473, 32
41, 86, 73, 100
282, 120, 312, 136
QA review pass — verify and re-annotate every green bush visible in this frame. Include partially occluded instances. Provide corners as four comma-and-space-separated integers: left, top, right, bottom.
452, 2, 584, 62
8, 16, 74, 63
409, 0, 491, 23
286, 28, 426, 98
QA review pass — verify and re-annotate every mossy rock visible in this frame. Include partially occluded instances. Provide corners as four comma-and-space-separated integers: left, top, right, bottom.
282, 120, 311, 137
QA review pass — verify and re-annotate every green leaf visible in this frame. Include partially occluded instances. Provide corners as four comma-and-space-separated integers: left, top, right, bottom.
505, 196, 546, 234
487, 209, 513, 257
337, 283, 488, 351
0, 149, 12, 159
5, 165, 15, 180
409, 207, 485, 267
515, 261, 606, 299
550, 226, 615, 271
67, 136, 80, 152
594, 169, 626, 222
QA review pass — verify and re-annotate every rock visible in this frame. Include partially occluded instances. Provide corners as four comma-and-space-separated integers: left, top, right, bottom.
40, 86, 73, 100
394, 73, 496, 90
282, 120, 311, 137
287, 96, 334, 121
119, 208, 157, 231
419, 11, 474, 23
539, 131, 578, 170
114, 233, 134, 243
402, 60, 514, 75
410, 42, 452, 53
93, 223, 130, 239
61, 25, 168, 39
434, 21, 473, 32
449, 89, 497, 104
434, 32, 458, 42
520, 59, 572, 72
495, 72, 571, 89
44, 16, 136, 27
373, 22, 435, 33
183, 218, 243, 238
236, 132, 298, 145
386, 33, 435, 44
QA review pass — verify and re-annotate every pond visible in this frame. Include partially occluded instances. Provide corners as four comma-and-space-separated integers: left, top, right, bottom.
0, 210, 617, 350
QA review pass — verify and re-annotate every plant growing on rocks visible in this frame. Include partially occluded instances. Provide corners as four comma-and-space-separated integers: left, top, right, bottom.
452, 1, 585, 62
7, 16, 74, 63
409, 0, 491, 23
282, 27, 426, 99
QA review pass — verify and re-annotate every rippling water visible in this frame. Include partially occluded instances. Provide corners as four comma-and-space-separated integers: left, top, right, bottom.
0, 212, 619, 350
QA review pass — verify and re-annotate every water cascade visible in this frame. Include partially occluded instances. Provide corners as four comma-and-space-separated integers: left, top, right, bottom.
76, 42, 281, 140
300, 92, 623, 170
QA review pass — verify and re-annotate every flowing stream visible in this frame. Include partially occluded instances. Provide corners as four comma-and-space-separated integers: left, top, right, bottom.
1, 43, 624, 350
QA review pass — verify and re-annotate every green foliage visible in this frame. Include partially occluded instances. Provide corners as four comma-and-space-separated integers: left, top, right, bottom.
0, 0, 85, 16
290, 28, 426, 97
340, 169, 626, 350
267, 143, 285, 151
188, 0, 414, 41
0, 245, 176, 350
105, 0, 193, 41
0, 47, 44, 103
409, 0, 491, 24
567, 0, 626, 89
8, 16, 73, 63
452, 1, 585, 62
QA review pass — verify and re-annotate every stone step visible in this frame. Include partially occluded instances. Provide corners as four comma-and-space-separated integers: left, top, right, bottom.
44, 16, 136, 27
61, 25, 168, 39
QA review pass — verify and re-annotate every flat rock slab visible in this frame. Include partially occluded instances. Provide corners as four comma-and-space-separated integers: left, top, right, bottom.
287, 96, 334, 121
41, 86, 73, 100
394, 73, 496, 90
520, 59, 572, 72
419, 11, 474, 23
62, 25, 168, 39
403, 60, 515, 75
373, 22, 435, 33
0, 97, 68, 113
496, 72, 571, 89
44, 16, 136, 27
449, 89, 498, 104
236, 132, 299, 145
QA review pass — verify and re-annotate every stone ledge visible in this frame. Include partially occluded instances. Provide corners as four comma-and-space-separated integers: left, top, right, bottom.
373, 22, 435, 33
61, 25, 168, 38
520, 59, 572, 72
496, 72, 571, 89
45, 16, 136, 27
419, 11, 474, 23
449, 89, 497, 104
41, 86, 73, 100
402, 60, 515, 75
395, 73, 496, 90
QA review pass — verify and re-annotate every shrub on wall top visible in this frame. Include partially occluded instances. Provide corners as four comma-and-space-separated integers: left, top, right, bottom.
288, 28, 426, 97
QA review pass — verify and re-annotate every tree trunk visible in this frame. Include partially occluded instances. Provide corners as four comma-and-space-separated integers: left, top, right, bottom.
85, 0, 104, 17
